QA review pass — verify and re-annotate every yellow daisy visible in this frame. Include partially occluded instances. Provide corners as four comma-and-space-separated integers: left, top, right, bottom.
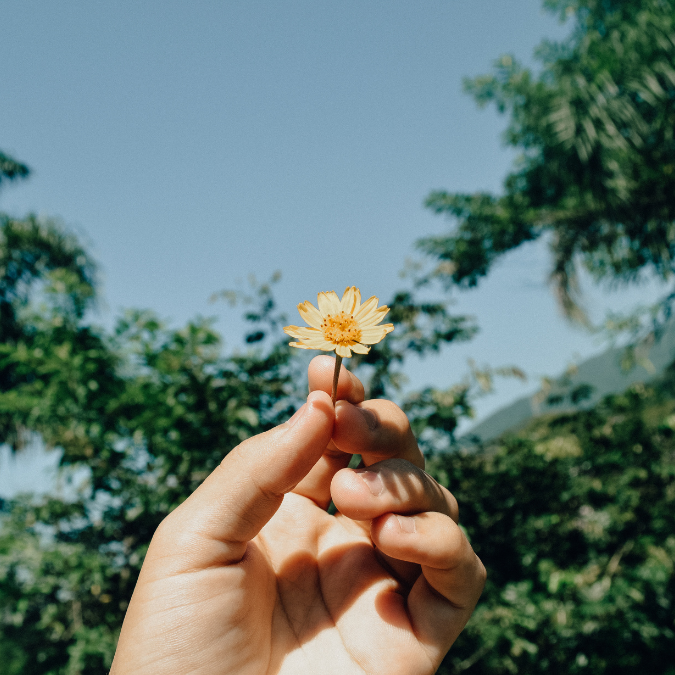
283, 286, 394, 358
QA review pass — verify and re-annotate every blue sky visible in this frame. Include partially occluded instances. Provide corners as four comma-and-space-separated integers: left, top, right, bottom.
0, 1, 667, 493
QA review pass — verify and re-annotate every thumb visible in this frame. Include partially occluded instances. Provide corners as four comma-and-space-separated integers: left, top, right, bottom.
153, 390, 334, 569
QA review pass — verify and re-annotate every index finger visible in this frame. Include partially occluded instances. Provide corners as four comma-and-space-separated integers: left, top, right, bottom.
293, 356, 424, 508
333, 398, 425, 469
148, 391, 334, 573
308, 354, 365, 404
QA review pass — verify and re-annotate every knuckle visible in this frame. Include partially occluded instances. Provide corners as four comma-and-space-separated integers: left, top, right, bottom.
386, 400, 413, 435
153, 510, 177, 544
222, 440, 245, 466
368, 399, 410, 433
440, 485, 460, 520
347, 369, 365, 399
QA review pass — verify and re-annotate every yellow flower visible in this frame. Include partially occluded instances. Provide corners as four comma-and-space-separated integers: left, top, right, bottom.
283, 286, 394, 358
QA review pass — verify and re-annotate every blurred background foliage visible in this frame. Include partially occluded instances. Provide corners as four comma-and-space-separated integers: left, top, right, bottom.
1, 0, 674, 672
420, 0, 675, 331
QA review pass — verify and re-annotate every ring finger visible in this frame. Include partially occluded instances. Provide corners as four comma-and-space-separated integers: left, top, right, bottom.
330, 458, 459, 583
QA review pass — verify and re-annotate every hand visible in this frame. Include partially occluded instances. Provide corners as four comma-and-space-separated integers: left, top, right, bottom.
111, 356, 485, 675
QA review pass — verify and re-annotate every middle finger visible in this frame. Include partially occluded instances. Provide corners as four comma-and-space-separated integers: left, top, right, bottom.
330, 458, 458, 524
331, 458, 459, 585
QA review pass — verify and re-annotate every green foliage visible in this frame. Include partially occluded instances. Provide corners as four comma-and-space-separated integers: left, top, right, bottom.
0, 205, 301, 672
0, 152, 29, 190
0, 214, 99, 452
0, 161, 474, 672
429, 376, 675, 674
417, 7, 675, 662
4, 2, 675, 665
420, 0, 675, 322
350, 289, 478, 399
0, 311, 300, 672
3, 215, 673, 675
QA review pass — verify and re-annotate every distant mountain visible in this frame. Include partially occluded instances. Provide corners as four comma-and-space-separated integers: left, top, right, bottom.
464, 324, 675, 442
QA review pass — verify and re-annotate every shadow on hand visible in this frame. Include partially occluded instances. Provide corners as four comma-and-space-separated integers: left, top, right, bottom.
270, 539, 412, 654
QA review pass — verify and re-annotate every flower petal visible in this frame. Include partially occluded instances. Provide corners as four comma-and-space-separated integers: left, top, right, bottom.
300, 337, 335, 349
289, 341, 331, 352
289, 288, 393, 356
283, 325, 322, 339
359, 324, 394, 344
289, 341, 313, 350
297, 301, 323, 329
318, 291, 341, 316
352, 288, 362, 314
289, 340, 336, 351
340, 286, 361, 315
354, 295, 379, 322
359, 306, 390, 328
335, 343, 352, 358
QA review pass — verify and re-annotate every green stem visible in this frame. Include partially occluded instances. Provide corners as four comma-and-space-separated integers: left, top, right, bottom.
331, 355, 343, 405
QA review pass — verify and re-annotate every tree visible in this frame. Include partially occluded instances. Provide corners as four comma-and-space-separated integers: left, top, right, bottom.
3, 172, 672, 675
4, 2, 675, 671
419, 0, 675, 326
0, 149, 479, 673
431, 373, 675, 675
0, 152, 29, 190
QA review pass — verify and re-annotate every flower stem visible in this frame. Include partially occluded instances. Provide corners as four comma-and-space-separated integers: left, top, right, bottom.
331, 355, 343, 405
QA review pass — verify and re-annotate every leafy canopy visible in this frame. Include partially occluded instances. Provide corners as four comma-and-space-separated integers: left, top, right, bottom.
3, 2, 675, 670
433, 375, 675, 675
420, 0, 675, 322
0, 148, 479, 673
1, 147, 673, 674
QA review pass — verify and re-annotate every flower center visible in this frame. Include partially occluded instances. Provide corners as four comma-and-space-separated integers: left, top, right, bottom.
322, 312, 362, 345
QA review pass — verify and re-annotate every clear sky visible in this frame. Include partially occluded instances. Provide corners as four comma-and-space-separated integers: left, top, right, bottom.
0, 1, 667, 494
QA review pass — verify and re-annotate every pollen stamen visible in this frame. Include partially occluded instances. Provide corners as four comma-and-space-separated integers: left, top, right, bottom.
321, 311, 362, 346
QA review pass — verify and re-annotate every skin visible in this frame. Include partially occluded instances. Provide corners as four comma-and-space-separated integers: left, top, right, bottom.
110, 356, 486, 675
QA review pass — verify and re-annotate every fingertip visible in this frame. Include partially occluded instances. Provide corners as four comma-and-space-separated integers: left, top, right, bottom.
372, 511, 468, 571
332, 400, 380, 456
308, 354, 335, 375
284, 390, 334, 440
306, 389, 334, 416
371, 512, 412, 542
333, 399, 424, 469
308, 355, 365, 403
307, 355, 336, 393
335, 398, 377, 429
330, 467, 382, 520
331, 466, 368, 499
333, 401, 386, 463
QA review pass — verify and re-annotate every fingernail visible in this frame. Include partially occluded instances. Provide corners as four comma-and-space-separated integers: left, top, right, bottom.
357, 470, 384, 496
396, 515, 417, 534
357, 406, 378, 431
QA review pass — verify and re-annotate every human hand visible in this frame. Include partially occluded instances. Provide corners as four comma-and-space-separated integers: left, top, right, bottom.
110, 356, 485, 674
